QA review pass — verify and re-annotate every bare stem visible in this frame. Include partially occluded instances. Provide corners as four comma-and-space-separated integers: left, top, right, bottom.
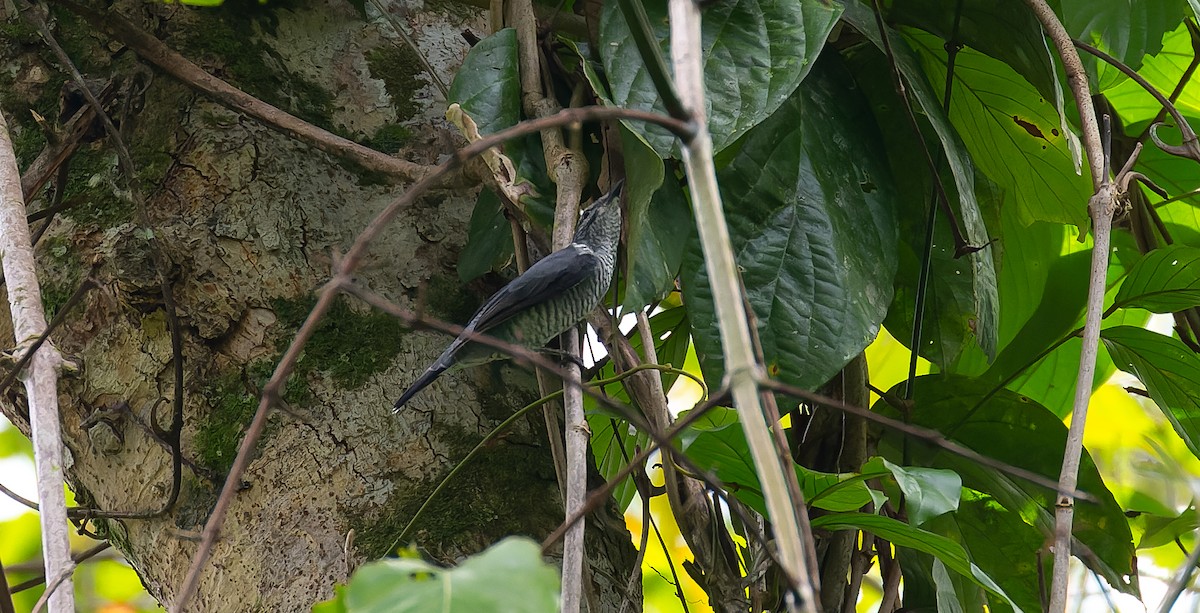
1022, 2, 1114, 611
667, 0, 816, 608
0, 109, 74, 612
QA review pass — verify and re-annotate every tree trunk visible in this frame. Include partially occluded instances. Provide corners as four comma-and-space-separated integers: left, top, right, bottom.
0, 0, 637, 609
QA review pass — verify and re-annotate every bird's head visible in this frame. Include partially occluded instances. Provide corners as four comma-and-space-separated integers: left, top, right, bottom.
573, 180, 624, 249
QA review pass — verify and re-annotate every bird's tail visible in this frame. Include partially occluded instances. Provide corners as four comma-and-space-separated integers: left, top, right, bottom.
393, 359, 450, 412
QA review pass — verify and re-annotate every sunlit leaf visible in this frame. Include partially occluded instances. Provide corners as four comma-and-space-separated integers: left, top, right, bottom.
1113, 244, 1200, 312
812, 512, 1024, 612
875, 374, 1138, 596
326, 537, 559, 613
1102, 325, 1200, 461
904, 29, 1092, 228
598, 0, 841, 156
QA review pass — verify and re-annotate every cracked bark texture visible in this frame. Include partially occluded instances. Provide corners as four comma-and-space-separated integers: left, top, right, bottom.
0, 0, 637, 610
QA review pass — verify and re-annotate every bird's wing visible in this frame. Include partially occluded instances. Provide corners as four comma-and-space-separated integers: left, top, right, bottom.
469, 244, 598, 333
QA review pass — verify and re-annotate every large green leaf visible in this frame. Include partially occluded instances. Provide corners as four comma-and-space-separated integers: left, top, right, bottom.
1104, 22, 1200, 118
458, 189, 514, 283
324, 537, 559, 613
1113, 244, 1200, 312
925, 491, 1048, 613
1054, 0, 1188, 90
682, 407, 875, 516
904, 29, 1092, 228
446, 28, 553, 225
681, 56, 898, 395
863, 457, 961, 527
1102, 325, 1200, 461
448, 29, 519, 136
811, 512, 1023, 611
598, 0, 841, 157
620, 127, 692, 311
952, 202, 1146, 415
874, 375, 1138, 596
890, 0, 1058, 104
837, 12, 999, 367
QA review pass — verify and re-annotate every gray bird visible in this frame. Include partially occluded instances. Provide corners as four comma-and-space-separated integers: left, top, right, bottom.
393, 180, 624, 411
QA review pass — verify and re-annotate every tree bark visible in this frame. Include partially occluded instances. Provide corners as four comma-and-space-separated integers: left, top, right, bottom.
0, 0, 637, 609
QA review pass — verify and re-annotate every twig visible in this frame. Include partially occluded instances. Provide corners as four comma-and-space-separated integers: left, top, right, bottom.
1157, 536, 1200, 613
18, 82, 116, 199
172, 105, 687, 611
4, 543, 112, 589
386, 358, 694, 550
1074, 39, 1200, 161
1023, 2, 1114, 611
29, 565, 72, 613
758, 378, 1097, 501
0, 481, 39, 511
593, 310, 749, 608
507, 0, 595, 608
0, 553, 14, 613
869, 0, 976, 258
0, 107, 74, 613
365, 0, 450, 100
53, 0, 439, 183
666, 0, 815, 607
0, 278, 94, 399
614, 0, 686, 120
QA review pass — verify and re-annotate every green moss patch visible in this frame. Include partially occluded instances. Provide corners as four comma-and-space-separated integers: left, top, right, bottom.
273, 297, 408, 389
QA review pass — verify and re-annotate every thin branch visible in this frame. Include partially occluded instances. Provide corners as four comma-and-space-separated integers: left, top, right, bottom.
0, 107, 74, 613
0, 553, 14, 613
615, 0, 686, 120
29, 565, 71, 613
0, 482, 38, 511
18, 80, 117, 200
869, 0, 977, 258
1023, 2, 1115, 611
758, 377, 1097, 501
0, 278, 94, 399
1158, 536, 1200, 613
507, 0, 593, 607
172, 105, 687, 611
667, 0, 815, 607
1075, 39, 1198, 145
53, 0, 439, 183
365, 0, 450, 100
7, 544, 109, 594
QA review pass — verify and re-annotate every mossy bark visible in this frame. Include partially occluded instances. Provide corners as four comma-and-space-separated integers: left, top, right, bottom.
0, 0, 637, 609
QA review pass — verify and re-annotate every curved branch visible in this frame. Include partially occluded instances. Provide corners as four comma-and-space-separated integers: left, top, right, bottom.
54, 0, 439, 183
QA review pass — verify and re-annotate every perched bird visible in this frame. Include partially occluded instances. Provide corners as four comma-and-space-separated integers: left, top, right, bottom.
393, 180, 624, 411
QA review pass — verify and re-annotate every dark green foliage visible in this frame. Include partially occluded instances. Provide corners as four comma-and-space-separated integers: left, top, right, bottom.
681, 55, 899, 397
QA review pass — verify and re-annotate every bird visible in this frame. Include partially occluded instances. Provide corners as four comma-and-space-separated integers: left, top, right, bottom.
393, 180, 624, 411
